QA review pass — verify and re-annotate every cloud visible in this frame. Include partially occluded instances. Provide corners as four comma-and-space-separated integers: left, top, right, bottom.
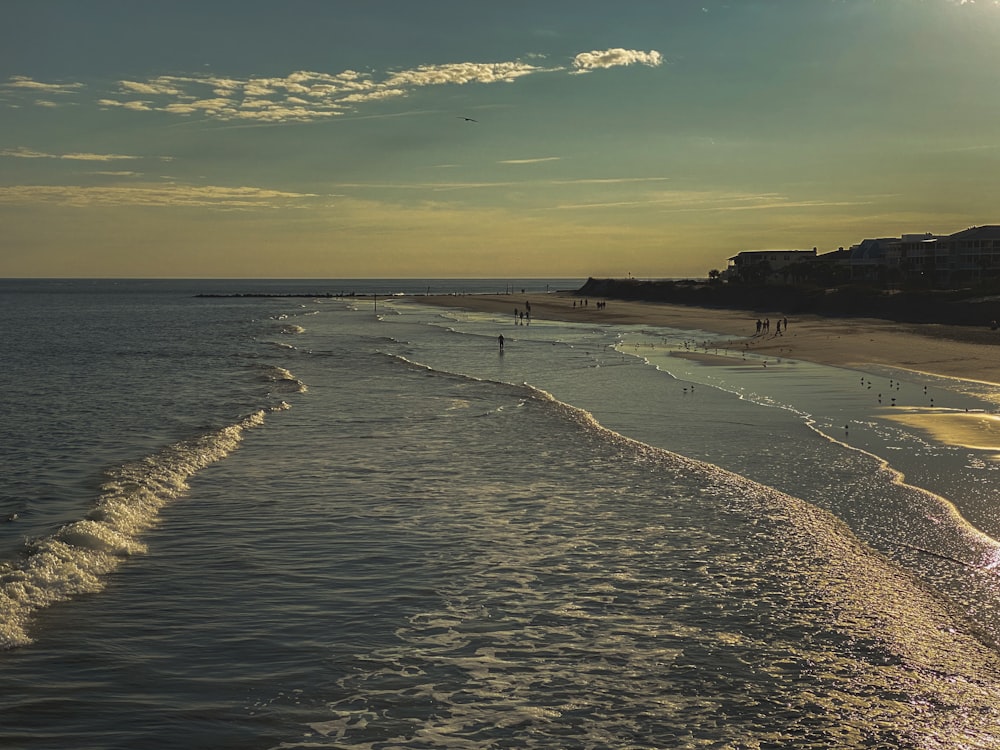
97, 98, 153, 111
551, 189, 867, 212
0, 183, 320, 209
84, 48, 660, 123
499, 157, 562, 165
383, 61, 546, 87
718, 199, 870, 212
571, 48, 664, 73
62, 152, 142, 162
0, 147, 141, 162
551, 177, 670, 185
3, 48, 662, 122
118, 79, 185, 96
328, 175, 671, 192
1, 76, 84, 93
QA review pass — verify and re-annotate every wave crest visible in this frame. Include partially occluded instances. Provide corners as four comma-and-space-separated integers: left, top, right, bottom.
0, 405, 287, 650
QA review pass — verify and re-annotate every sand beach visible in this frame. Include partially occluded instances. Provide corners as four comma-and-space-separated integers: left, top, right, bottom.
420, 292, 1000, 386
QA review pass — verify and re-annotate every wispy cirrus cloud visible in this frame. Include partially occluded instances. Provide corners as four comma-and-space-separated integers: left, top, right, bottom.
4, 47, 662, 124
0, 147, 173, 162
551, 177, 670, 185
551, 189, 867, 212
499, 157, 562, 165
0, 183, 320, 209
327, 175, 669, 191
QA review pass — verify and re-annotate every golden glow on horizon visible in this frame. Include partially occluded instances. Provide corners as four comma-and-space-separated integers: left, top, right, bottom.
3, 2, 999, 278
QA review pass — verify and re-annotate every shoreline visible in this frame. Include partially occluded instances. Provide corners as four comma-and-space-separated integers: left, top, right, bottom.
411, 292, 1000, 386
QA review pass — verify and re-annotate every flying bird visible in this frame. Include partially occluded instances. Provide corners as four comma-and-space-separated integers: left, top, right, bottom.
457, 116, 478, 123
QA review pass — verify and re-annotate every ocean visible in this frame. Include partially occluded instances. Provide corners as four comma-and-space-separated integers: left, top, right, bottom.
3, 278, 1000, 749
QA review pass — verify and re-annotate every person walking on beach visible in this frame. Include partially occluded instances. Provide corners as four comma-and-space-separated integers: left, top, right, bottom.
498, 334, 505, 352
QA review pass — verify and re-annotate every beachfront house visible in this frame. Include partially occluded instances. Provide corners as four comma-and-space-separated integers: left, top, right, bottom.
855, 227, 1000, 288
943, 225, 1000, 285
846, 238, 898, 284
884, 233, 947, 287
719, 226, 1000, 289
722, 249, 818, 283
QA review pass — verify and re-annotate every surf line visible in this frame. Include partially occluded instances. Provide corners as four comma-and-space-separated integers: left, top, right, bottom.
0, 403, 290, 650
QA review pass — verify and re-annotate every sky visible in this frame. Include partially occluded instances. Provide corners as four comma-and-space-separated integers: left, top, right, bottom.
2, 0, 1000, 279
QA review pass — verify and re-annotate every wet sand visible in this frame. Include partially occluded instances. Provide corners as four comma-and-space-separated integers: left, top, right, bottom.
417, 292, 1000, 386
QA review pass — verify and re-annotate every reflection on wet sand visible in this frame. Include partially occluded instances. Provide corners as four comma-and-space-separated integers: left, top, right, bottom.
884, 409, 1000, 455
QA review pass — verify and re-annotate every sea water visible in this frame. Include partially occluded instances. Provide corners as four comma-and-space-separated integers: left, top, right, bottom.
3, 279, 1000, 748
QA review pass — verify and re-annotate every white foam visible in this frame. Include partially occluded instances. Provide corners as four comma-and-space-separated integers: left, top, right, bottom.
0, 404, 288, 650
260, 365, 308, 393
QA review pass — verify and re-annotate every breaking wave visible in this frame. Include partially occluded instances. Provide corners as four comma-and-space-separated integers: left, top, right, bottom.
0, 404, 289, 650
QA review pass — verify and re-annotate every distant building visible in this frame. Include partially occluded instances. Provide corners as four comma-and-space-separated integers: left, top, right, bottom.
848, 227, 1000, 288
818, 247, 851, 264
846, 238, 898, 283
889, 233, 947, 285
944, 225, 1000, 284
719, 226, 1000, 288
723, 248, 817, 282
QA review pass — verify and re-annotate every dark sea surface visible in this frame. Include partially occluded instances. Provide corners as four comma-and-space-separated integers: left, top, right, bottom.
3, 279, 1000, 749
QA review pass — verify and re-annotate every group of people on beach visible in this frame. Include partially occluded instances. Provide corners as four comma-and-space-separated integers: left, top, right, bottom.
755, 317, 788, 336
513, 300, 532, 325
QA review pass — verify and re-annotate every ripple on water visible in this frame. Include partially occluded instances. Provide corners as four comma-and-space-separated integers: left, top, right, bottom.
295, 423, 1000, 748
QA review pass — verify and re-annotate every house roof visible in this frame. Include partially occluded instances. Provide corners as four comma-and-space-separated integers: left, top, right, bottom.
727, 249, 817, 261
948, 225, 1000, 241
